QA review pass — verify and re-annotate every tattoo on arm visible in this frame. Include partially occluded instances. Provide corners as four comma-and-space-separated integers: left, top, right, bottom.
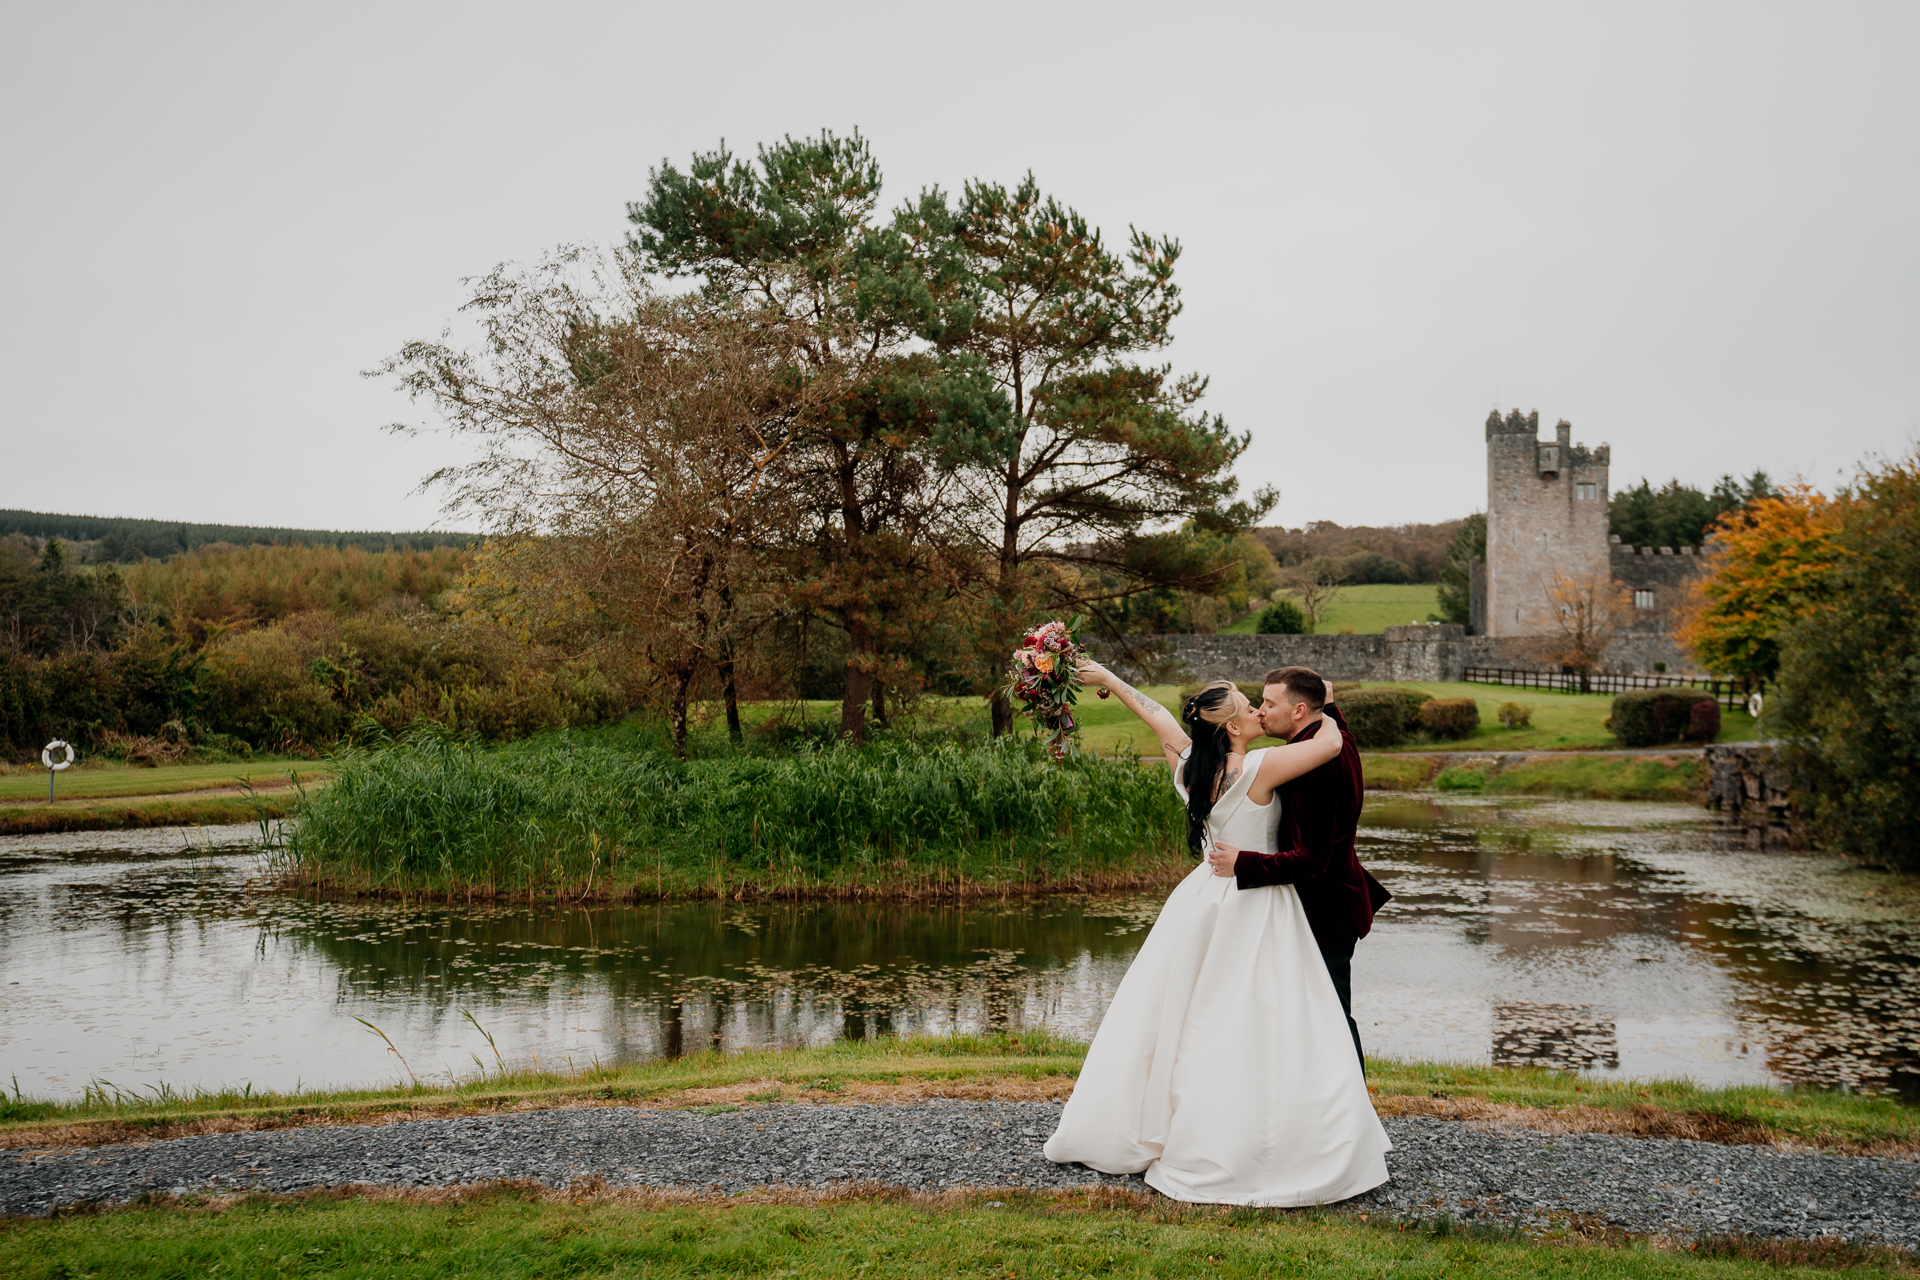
1116, 680, 1168, 719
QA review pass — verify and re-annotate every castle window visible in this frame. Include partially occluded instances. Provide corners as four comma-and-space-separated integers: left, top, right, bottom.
1576, 482, 1597, 500
1634, 590, 1655, 610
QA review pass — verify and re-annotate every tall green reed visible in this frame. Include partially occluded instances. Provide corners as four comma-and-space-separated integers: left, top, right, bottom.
276, 727, 1185, 898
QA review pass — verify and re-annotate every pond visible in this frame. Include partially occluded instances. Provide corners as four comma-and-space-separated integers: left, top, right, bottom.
2, 797, 1917, 1102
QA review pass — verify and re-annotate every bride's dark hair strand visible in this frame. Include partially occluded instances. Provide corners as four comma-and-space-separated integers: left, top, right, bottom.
1180, 681, 1239, 858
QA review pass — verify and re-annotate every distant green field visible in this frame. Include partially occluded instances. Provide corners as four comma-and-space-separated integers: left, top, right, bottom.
1223, 583, 1443, 634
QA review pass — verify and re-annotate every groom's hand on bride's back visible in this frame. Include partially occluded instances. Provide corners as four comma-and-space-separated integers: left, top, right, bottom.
1207, 841, 1240, 878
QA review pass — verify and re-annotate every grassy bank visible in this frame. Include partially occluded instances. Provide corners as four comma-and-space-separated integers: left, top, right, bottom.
1359, 752, 1704, 801
12, 1183, 1917, 1279
8, 1037, 1913, 1156
1469, 755, 1705, 801
0, 759, 326, 802
278, 730, 1187, 901
0, 793, 301, 836
8, 1040, 1920, 1280
0, 761, 329, 835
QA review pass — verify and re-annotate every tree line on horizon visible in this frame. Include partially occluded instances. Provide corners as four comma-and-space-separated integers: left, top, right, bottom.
0, 509, 473, 562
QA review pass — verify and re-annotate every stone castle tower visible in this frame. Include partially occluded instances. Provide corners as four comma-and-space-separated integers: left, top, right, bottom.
1476, 409, 1612, 637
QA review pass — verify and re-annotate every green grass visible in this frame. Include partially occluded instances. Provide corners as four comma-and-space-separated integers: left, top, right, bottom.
279, 728, 1187, 900
8, 1037, 1912, 1157
0, 792, 303, 836
1485, 755, 1706, 801
0, 759, 327, 802
1428, 755, 1708, 803
10, 1187, 1917, 1280
1341, 682, 1756, 753
1358, 754, 1440, 790
1223, 583, 1445, 634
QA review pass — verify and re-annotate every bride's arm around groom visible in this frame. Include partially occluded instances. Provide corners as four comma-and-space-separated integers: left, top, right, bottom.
1073, 661, 1341, 804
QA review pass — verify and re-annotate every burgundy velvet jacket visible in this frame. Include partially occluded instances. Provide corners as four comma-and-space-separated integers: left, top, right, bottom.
1232, 705, 1391, 950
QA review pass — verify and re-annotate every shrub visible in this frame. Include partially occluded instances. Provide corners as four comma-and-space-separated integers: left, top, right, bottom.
1686, 698, 1721, 742
1420, 697, 1480, 740
1496, 701, 1533, 730
1609, 688, 1719, 747
1434, 765, 1487, 791
1397, 688, 1434, 724
1337, 689, 1407, 748
1254, 599, 1307, 634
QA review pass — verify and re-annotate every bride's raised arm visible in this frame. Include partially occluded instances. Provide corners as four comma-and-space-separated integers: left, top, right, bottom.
1077, 659, 1189, 769
1252, 710, 1344, 787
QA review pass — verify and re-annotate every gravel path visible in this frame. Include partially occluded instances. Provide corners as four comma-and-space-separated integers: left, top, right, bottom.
6, 1104, 1917, 1245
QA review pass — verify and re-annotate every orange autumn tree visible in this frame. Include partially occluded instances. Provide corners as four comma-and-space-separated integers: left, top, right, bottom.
1679, 483, 1842, 681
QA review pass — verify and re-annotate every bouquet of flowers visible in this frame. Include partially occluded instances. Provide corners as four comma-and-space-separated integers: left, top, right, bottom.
1006, 616, 1104, 760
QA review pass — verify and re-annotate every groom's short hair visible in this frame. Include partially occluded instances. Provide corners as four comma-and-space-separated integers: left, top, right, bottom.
1264, 667, 1327, 709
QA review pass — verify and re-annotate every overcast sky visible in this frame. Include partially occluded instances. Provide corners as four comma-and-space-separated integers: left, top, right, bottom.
3, 1, 1915, 534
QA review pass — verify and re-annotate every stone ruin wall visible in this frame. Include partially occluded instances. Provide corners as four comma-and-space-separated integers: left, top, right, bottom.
1157, 626, 1697, 685
1612, 538, 1710, 636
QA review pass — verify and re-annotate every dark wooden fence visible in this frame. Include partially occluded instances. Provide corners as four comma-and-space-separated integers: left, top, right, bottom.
1462, 666, 1758, 708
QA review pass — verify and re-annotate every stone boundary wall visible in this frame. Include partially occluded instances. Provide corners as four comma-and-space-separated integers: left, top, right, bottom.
1154, 626, 1695, 684
1704, 742, 1803, 829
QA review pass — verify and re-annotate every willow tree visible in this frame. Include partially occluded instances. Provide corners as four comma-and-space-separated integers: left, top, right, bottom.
898, 175, 1270, 731
628, 131, 1004, 741
375, 247, 822, 755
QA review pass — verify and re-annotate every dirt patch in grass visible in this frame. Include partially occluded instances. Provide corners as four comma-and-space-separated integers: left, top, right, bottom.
11, 1078, 1912, 1159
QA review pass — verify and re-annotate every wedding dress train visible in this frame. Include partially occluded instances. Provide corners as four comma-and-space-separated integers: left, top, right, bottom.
1043, 747, 1391, 1204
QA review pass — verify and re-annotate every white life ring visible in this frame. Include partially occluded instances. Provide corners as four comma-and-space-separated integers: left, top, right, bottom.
1746, 693, 1763, 718
42, 739, 74, 771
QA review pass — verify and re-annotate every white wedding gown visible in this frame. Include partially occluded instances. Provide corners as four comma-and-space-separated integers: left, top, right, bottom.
1043, 747, 1391, 1204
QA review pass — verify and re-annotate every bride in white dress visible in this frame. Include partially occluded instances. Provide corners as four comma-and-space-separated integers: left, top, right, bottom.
1044, 668, 1391, 1205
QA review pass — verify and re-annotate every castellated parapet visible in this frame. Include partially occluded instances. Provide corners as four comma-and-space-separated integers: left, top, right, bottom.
1481, 409, 1612, 637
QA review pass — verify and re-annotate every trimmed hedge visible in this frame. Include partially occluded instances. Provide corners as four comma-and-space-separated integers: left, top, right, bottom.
1610, 688, 1720, 747
1420, 697, 1481, 740
1338, 689, 1408, 748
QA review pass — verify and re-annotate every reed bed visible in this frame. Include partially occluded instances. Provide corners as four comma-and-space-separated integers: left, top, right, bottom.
274, 730, 1188, 900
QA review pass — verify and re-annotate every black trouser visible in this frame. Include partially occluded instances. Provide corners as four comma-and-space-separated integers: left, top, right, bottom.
1319, 938, 1364, 1074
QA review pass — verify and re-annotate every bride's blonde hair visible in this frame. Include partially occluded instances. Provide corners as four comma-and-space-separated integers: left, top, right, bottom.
1179, 680, 1242, 858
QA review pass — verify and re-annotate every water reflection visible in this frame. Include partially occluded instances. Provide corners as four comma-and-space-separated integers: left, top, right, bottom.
2, 799, 1917, 1101
1356, 795, 1920, 1096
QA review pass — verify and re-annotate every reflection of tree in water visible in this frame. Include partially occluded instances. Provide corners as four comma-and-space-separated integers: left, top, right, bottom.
269, 895, 1147, 1061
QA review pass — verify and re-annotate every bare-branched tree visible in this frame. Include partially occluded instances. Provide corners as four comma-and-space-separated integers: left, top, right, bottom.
374, 246, 827, 755
1285, 559, 1349, 632
1533, 573, 1630, 688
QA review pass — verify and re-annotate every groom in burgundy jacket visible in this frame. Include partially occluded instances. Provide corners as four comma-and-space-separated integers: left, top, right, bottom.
1205, 666, 1391, 1070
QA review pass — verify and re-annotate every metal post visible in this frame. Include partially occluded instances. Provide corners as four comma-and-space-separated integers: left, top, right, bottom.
42, 739, 72, 801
